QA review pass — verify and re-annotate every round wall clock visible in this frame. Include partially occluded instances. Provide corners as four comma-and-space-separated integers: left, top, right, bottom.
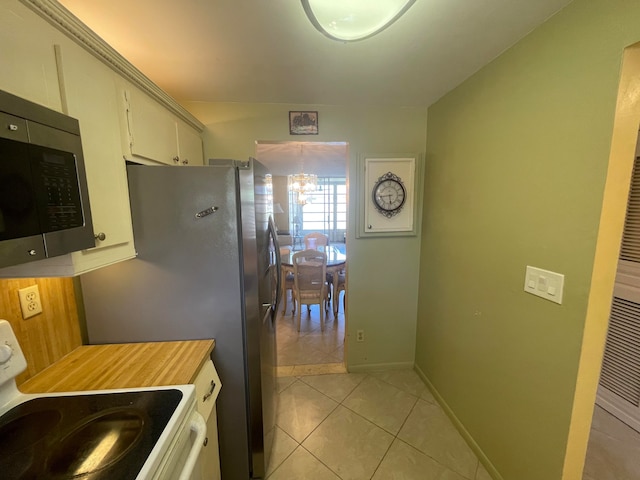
372, 171, 406, 217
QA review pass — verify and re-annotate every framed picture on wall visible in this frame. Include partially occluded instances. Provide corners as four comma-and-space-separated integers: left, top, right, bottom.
289, 111, 318, 135
356, 154, 423, 237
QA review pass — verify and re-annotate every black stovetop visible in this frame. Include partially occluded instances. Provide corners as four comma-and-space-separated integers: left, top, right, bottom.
0, 389, 183, 480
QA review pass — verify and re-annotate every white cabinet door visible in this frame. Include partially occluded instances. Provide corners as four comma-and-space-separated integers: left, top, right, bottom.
125, 88, 180, 165
0, 1, 62, 112
193, 360, 222, 480
177, 119, 203, 166
62, 46, 134, 251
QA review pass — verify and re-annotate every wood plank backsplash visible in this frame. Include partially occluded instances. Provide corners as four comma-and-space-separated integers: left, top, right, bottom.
0, 277, 82, 385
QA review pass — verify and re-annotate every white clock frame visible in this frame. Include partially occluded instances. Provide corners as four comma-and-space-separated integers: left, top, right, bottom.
357, 154, 422, 237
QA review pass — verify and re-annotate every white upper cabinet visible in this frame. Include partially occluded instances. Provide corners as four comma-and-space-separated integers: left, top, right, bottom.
124, 88, 204, 166
125, 88, 179, 165
177, 118, 204, 166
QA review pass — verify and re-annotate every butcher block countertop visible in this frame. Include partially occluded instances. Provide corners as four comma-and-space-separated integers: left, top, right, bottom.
20, 340, 215, 394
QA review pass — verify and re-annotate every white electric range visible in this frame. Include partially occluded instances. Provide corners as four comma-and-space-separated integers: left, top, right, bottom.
0, 320, 206, 480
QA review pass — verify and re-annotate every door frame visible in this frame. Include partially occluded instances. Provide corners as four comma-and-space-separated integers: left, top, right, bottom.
562, 41, 640, 479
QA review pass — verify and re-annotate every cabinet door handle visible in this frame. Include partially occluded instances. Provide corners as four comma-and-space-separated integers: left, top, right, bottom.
203, 380, 216, 402
94, 232, 106, 241
173, 155, 180, 164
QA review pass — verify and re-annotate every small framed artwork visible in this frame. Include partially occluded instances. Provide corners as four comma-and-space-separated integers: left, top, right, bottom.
356, 154, 423, 237
289, 111, 318, 135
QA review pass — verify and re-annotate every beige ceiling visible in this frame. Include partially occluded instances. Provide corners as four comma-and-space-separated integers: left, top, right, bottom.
57, 0, 574, 108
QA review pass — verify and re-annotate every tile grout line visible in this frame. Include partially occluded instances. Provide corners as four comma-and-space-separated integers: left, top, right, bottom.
299, 372, 418, 479
287, 372, 478, 480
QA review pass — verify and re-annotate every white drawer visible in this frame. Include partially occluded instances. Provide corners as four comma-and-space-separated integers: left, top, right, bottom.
193, 359, 221, 421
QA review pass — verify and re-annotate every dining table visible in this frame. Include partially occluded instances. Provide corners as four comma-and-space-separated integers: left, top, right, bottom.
280, 246, 346, 313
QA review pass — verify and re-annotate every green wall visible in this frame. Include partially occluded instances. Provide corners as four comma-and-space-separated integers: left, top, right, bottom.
416, 1, 640, 479
183, 101, 427, 369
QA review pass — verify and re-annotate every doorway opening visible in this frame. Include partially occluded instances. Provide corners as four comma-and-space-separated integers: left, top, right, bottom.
256, 141, 349, 376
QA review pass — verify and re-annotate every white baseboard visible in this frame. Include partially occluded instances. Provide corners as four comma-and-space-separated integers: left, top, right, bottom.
414, 364, 504, 480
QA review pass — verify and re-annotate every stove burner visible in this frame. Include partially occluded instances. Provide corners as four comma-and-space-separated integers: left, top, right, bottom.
0, 409, 61, 455
0, 389, 182, 479
48, 408, 144, 477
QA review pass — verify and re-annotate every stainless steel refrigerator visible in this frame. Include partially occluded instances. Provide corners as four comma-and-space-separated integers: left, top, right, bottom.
80, 159, 281, 480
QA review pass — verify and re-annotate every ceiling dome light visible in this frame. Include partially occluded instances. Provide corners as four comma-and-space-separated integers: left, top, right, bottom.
301, 0, 417, 42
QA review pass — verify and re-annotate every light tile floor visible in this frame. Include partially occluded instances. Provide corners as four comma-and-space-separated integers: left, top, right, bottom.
582, 405, 640, 480
271, 298, 492, 480
277, 292, 345, 368
267, 370, 492, 480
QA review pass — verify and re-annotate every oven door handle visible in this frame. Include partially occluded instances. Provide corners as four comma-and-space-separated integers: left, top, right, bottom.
178, 411, 207, 480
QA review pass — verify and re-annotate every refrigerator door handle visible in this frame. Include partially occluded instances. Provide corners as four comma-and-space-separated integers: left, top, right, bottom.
195, 206, 219, 218
268, 216, 282, 318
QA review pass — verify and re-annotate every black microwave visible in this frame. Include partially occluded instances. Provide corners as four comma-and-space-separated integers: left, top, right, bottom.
0, 89, 95, 269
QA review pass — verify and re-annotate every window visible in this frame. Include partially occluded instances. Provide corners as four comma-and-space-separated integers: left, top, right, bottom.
290, 177, 346, 244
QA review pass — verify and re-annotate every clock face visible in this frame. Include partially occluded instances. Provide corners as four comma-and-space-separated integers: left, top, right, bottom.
372, 173, 406, 217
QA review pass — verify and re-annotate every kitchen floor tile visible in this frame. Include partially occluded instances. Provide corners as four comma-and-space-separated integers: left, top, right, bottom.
266, 446, 341, 480
278, 341, 330, 366
343, 376, 418, 434
420, 384, 438, 405
369, 369, 429, 397
267, 302, 512, 480
266, 426, 298, 477
276, 375, 297, 393
372, 439, 468, 480
300, 373, 367, 402
398, 399, 478, 479
276, 380, 338, 443
303, 405, 394, 480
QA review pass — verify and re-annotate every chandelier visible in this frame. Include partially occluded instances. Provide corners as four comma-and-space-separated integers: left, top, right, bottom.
288, 173, 318, 205
301, 0, 417, 42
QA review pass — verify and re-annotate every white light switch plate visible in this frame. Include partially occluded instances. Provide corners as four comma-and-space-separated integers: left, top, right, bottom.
524, 266, 564, 305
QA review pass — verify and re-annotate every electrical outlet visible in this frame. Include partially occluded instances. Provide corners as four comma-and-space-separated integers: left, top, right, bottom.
356, 329, 365, 342
18, 285, 43, 319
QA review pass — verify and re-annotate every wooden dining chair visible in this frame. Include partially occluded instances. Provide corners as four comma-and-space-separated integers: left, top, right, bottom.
292, 249, 329, 332
279, 247, 296, 315
333, 269, 346, 317
303, 232, 329, 250
281, 271, 296, 315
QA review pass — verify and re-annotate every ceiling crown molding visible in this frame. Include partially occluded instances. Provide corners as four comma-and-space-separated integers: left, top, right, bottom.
19, 0, 204, 131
